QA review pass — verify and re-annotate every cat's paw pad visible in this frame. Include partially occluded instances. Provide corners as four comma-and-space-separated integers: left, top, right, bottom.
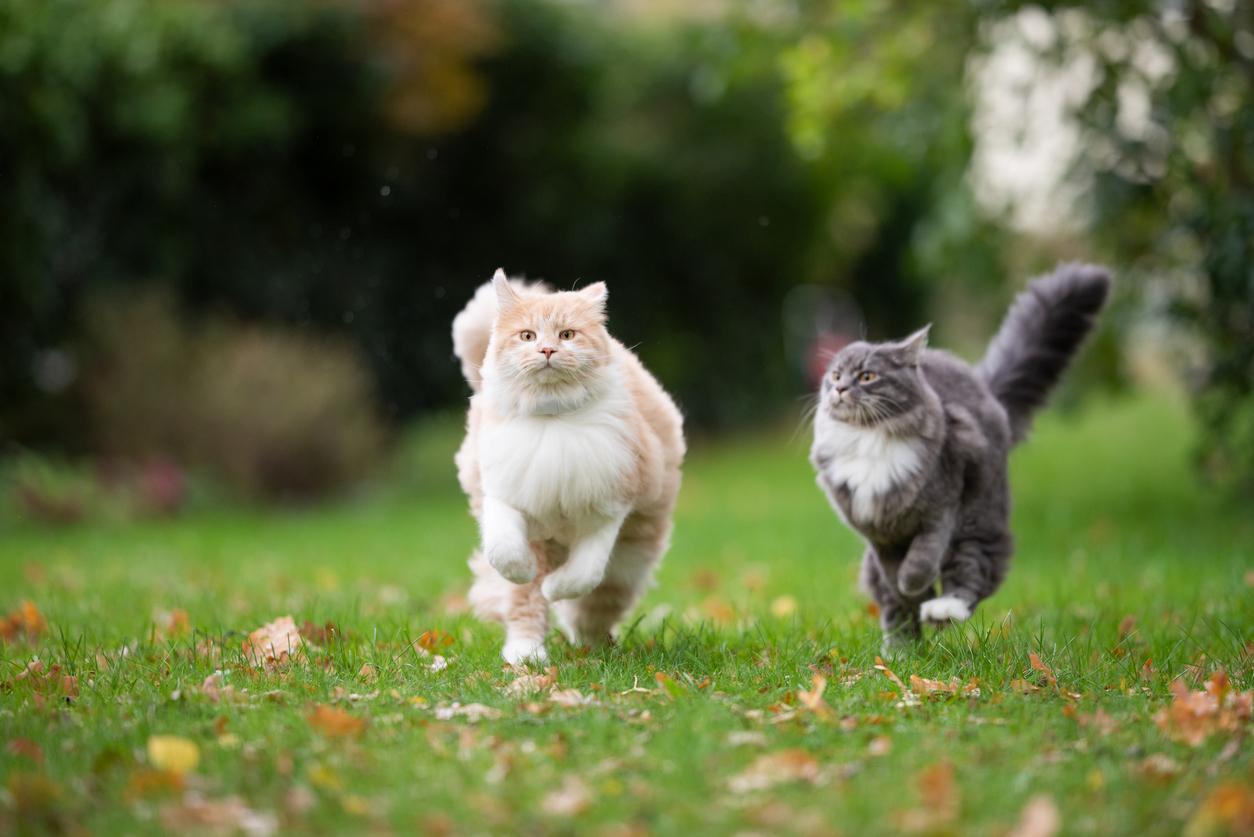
485, 538, 536, 584
502, 637, 549, 666
920, 595, 971, 624
541, 565, 603, 602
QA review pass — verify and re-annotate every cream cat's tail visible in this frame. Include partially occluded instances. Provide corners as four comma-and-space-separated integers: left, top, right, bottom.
978, 263, 1112, 444
452, 270, 548, 391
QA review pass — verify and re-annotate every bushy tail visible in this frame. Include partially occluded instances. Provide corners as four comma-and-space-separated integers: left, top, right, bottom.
451, 272, 547, 391
977, 263, 1112, 444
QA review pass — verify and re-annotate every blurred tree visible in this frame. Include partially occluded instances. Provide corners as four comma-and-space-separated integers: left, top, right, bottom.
0, 0, 1002, 456
980, 0, 1254, 493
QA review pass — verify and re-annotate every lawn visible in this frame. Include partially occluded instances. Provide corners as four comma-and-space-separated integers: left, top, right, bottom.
2, 397, 1251, 835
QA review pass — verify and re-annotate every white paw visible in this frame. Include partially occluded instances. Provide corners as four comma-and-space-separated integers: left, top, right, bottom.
541, 563, 604, 602
920, 595, 971, 624
502, 637, 548, 666
485, 537, 536, 584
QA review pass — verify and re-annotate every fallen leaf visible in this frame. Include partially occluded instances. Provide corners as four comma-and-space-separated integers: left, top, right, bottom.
797, 674, 833, 719
504, 667, 557, 697
417, 629, 455, 652
0, 600, 46, 643
306, 704, 367, 738
156, 608, 190, 639
147, 736, 200, 775
1072, 708, 1120, 736
542, 775, 592, 817
1029, 652, 1058, 689
700, 596, 736, 624
654, 672, 687, 700
549, 688, 597, 708
1118, 615, 1137, 638
433, 702, 502, 723
909, 675, 981, 700
898, 762, 959, 832
6, 739, 44, 765
770, 596, 798, 618
1186, 782, 1254, 837
357, 663, 377, 683
727, 750, 822, 793
1155, 672, 1252, 747
1010, 794, 1061, 837
160, 793, 278, 836
243, 616, 306, 669
868, 736, 892, 757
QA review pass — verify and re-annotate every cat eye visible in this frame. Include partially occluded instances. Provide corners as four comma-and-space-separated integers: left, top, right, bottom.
858, 371, 878, 383
559, 329, 576, 340
520, 330, 537, 342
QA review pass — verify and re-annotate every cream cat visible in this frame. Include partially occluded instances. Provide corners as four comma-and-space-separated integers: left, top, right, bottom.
452, 271, 685, 665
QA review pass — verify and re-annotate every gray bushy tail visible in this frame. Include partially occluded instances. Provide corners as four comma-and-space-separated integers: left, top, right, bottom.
977, 263, 1112, 444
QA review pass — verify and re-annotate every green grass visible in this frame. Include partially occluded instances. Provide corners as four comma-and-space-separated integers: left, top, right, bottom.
2, 397, 1251, 834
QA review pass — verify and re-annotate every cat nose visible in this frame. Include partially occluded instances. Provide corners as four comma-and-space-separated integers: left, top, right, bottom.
539, 347, 556, 359
834, 384, 849, 395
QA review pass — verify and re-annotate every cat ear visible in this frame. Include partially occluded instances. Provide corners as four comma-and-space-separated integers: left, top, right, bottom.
896, 324, 931, 365
492, 268, 521, 313
579, 281, 608, 311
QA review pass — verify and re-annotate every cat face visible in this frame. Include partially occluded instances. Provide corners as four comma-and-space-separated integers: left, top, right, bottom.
489, 273, 612, 388
821, 326, 930, 426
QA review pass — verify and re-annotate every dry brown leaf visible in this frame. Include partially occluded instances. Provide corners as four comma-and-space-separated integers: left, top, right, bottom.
797, 674, 834, 719
1029, 652, 1058, 688
874, 656, 909, 693
0, 600, 46, 643
1185, 782, 1254, 837
1155, 672, 1252, 747
909, 675, 982, 699
541, 775, 592, 817
243, 616, 306, 669
306, 704, 367, 738
898, 762, 959, 832
1118, 615, 1137, 638
503, 666, 557, 697
417, 629, 455, 652
700, 596, 736, 624
549, 688, 597, 708
200, 671, 240, 704
1010, 794, 1061, 837
727, 750, 822, 793
6, 738, 44, 766
160, 792, 278, 836
156, 608, 190, 639
433, 702, 502, 723
357, 663, 378, 683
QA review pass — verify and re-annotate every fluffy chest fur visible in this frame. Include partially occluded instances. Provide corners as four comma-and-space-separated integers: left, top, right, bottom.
811, 416, 925, 527
478, 402, 635, 531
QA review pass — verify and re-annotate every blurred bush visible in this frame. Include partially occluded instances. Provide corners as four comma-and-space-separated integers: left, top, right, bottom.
83, 293, 384, 501
981, 0, 1254, 494
0, 0, 995, 447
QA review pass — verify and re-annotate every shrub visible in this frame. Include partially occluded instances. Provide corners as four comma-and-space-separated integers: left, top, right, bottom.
82, 293, 385, 501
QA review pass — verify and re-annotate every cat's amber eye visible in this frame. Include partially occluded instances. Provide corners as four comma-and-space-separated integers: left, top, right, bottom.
520, 330, 537, 342
858, 371, 878, 383
559, 329, 576, 340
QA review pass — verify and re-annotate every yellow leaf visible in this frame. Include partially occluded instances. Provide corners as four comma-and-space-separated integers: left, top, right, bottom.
147, 736, 200, 775
770, 596, 798, 618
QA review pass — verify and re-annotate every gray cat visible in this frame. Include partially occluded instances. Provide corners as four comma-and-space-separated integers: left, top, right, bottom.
809, 264, 1111, 646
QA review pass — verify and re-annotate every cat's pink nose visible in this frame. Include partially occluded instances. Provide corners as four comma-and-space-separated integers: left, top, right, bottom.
540, 347, 556, 359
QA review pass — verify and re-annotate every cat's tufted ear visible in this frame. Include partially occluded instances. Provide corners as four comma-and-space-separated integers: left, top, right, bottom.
493, 268, 521, 313
579, 281, 608, 311
894, 324, 931, 366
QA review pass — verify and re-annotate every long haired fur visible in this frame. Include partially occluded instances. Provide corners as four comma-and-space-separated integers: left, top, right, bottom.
452, 270, 684, 665
977, 264, 1111, 444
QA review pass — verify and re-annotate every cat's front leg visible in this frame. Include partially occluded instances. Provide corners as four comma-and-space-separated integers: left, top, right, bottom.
897, 514, 955, 597
541, 509, 629, 602
481, 496, 537, 584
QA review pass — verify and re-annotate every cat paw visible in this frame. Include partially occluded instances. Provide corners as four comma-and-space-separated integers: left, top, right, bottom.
897, 566, 938, 597
541, 564, 604, 602
920, 595, 971, 624
502, 637, 549, 666
485, 537, 536, 584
